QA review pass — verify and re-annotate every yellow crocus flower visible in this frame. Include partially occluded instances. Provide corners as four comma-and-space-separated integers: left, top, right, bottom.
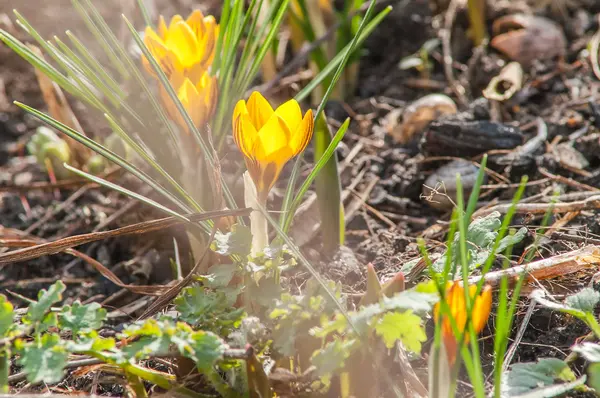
160, 70, 218, 131
434, 282, 492, 365
232, 92, 314, 201
143, 10, 219, 83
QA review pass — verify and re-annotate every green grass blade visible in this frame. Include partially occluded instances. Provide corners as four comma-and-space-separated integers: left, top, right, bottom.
314, 112, 343, 253
295, 6, 390, 103
0, 29, 90, 105
64, 163, 189, 222
311, 0, 380, 121
16, 102, 194, 216
123, 16, 240, 214
53, 37, 122, 106
239, 0, 291, 93
80, 0, 135, 80
103, 113, 204, 214
258, 200, 357, 334
283, 118, 349, 232
136, 0, 154, 29
12, 13, 106, 110
212, 0, 233, 71
278, 158, 301, 227
65, 30, 126, 98
72, 0, 130, 79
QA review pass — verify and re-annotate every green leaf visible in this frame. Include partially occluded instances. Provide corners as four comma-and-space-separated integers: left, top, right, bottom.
565, 288, 600, 314
203, 264, 239, 288
185, 330, 226, 373
25, 281, 65, 324
311, 338, 356, 377
120, 319, 174, 360
573, 343, 600, 362
374, 311, 426, 352
211, 224, 252, 257
175, 285, 244, 335
66, 331, 117, 354
589, 363, 600, 393
503, 358, 576, 397
531, 289, 587, 319
15, 334, 68, 384
432, 212, 527, 274
0, 296, 14, 337
59, 301, 107, 335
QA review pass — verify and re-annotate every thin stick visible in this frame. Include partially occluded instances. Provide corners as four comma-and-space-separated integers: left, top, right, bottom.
502, 298, 536, 372
468, 245, 600, 287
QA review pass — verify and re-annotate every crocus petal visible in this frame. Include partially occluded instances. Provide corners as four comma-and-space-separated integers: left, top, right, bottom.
472, 285, 492, 333
158, 15, 168, 39
165, 21, 199, 68
178, 78, 199, 124
143, 29, 180, 78
186, 10, 206, 37
275, 99, 303, 132
254, 114, 292, 161
234, 112, 259, 160
233, 99, 248, 127
168, 14, 184, 32
289, 109, 314, 155
247, 92, 274, 131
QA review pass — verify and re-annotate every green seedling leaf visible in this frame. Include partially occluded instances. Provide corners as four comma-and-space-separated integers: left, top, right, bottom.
175, 285, 244, 335
503, 358, 577, 397
374, 310, 426, 352
66, 331, 117, 354
212, 224, 252, 257
27, 126, 72, 179
311, 338, 355, 378
15, 334, 68, 384
0, 295, 14, 337
59, 301, 107, 335
186, 330, 226, 373
565, 288, 600, 314
203, 263, 239, 288
120, 319, 173, 359
432, 212, 527, 274
25, 281, 65, 324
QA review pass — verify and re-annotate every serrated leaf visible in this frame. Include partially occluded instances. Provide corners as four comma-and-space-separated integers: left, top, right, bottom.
565, 288, 600, 314
174, 284, 244, 336
502, 358, 576, 397
211, 224, 252, 256
15, 334, 68, 384
374, 311, 426, 352
59, 301, 107, 335
311, 338, 355, 377
531, 289, 587, 318
203, 263, 238, 288
573, 342, 600, 362
432, 212, 526, 274
120, 319, 174, 359
25, 281, 65, 324
66, 331, 116, 353
186, 331, 226, 372
0, 296, 14, 337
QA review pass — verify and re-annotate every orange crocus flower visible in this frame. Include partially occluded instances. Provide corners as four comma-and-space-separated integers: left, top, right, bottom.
434, 282, 492, 365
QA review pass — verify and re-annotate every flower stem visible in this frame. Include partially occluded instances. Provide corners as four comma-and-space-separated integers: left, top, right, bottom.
244, 171, 268, 255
